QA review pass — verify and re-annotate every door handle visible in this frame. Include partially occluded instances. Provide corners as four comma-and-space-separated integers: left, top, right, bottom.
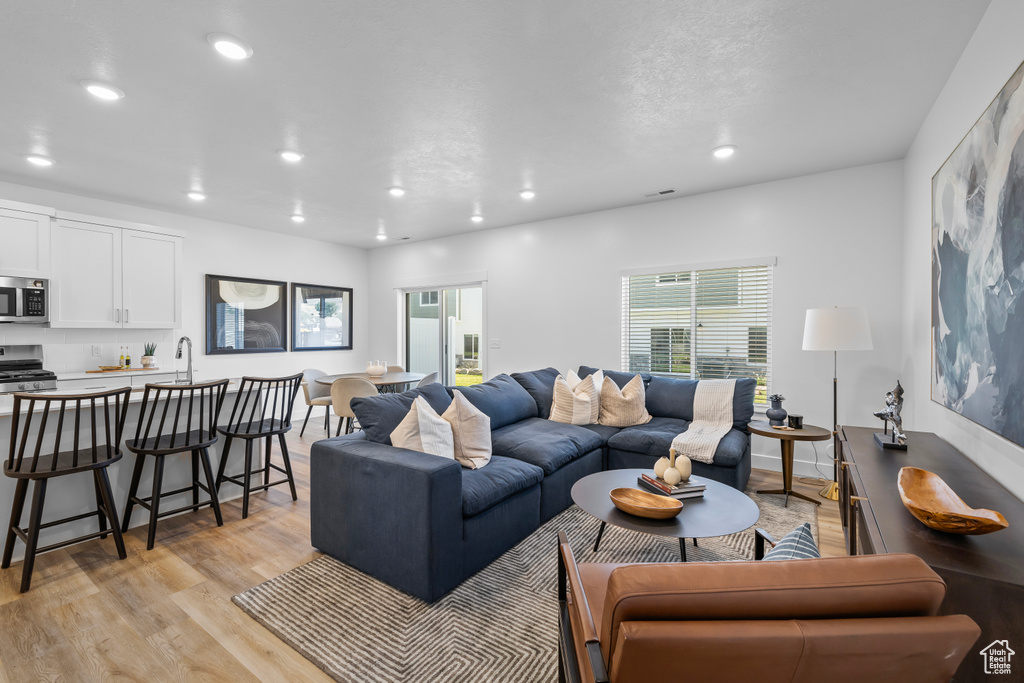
115, 309, 120, 323
125, 309, 129, 324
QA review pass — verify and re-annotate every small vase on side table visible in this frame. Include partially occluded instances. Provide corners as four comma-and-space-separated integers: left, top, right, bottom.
766, 394, 788, 426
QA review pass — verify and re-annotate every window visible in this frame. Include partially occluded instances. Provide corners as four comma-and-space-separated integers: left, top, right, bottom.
420, 291, 438, 306
464, 334, 479, 360
622, 262, 773, 404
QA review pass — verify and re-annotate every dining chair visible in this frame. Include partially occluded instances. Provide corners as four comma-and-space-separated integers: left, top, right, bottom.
215, 373, 304, 519
416, 372, 439, 388
122, 380, 230, 550
300, 368, 332, 436
3, 387, 132, 592
331, 377, 379, 436
387, 365, 405, 373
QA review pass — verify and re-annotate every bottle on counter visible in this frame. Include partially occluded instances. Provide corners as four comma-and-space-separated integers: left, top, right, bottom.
119, 346, 125, 369
125, 347, 131, 369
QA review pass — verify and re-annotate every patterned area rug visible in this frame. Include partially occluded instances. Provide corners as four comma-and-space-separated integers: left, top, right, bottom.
233, 493, 817, 682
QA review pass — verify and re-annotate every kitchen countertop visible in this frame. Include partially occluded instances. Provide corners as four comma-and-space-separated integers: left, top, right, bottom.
56, 368, 178, 381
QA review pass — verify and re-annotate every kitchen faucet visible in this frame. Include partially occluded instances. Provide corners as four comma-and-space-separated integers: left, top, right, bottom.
175, 336, 193, 384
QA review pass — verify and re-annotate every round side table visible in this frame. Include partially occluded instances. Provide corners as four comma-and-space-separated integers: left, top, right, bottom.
747, 420, 831, 507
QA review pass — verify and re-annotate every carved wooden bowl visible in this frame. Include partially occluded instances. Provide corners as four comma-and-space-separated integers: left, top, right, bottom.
897, 467, 1009, 535
609, 487, 683, 520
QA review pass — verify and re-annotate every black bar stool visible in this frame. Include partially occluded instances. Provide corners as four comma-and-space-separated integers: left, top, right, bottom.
121, 379, 230, 550
215, 373, 304, 519
2, 387, 131, 593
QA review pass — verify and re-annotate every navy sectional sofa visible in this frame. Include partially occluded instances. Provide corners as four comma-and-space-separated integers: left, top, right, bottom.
310, 367, 755, 602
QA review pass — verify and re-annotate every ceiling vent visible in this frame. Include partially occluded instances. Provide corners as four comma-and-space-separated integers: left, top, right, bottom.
643, 189, 676, 199
392, 236, 411, 241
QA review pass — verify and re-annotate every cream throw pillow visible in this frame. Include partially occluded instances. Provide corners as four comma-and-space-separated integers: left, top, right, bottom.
442, 391, 492, 469
390, 396, 454, 459
550, 374, 593, 425
598, 374, 652, 427
567, 369, 602, 423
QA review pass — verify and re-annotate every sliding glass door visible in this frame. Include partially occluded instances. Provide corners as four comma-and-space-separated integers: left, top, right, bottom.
405, 286, 483, 386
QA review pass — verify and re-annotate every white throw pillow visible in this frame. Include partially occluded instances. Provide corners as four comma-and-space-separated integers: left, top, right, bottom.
390, 396, 455, 459
550, 374, 594, 425
567, 369, 602, 424
442, 391, 492, 469
598, 374, 652, 427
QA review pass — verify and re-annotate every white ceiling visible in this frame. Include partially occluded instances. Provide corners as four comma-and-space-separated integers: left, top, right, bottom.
0, 0, 990, 248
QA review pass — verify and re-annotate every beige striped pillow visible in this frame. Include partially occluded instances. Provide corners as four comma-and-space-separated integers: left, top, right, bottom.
598, 374, 652, 427
566, 369, 602, 424
390, 396, 455, 458
442, 391, 492, 469
550, 374, 594, 425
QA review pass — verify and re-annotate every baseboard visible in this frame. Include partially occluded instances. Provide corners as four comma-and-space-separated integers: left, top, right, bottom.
752, 451, 829, 480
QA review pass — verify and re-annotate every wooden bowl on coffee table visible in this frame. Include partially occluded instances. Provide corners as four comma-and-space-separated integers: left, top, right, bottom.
609, 487, 683, 520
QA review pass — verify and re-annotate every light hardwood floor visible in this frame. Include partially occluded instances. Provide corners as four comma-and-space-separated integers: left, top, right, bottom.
0, 420, 846, 682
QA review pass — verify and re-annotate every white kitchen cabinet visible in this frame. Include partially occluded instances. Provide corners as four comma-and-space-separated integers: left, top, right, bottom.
0, 200, 53, 278
50, 215, 183, 329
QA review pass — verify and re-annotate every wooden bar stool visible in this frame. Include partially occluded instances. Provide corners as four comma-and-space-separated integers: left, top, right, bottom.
121, 379, 229, 550
215, 373, 304, 519
2, 387, 131, 593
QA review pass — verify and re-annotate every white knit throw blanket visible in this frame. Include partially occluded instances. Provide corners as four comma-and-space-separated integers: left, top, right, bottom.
671, 379, 736, 464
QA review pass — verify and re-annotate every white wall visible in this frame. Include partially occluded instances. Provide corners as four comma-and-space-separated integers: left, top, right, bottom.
0, 180, 370, 381
368, 161, 906, 474
902, 0, 1024, 500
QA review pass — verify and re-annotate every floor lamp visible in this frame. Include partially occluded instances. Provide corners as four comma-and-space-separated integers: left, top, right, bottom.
802, 306, 873, 500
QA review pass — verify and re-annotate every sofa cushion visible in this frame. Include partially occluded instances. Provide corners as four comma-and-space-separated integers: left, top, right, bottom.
608, 419, 749, 467
762, 522, 820, 561
578, 423, 622, 443
351, 383, 453, 445
511, 367, 560, 419
454, 374, 538, 430
390, 396, 454, 458
578, 365, 650, 389
599, 375, 652, 427
491, 418, 604, 474
461, 455, 544, 517
443, 391, 492, 469
639, 375, 757, 430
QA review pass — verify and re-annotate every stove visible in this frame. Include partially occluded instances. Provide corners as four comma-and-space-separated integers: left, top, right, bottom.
0, 345, 58, 394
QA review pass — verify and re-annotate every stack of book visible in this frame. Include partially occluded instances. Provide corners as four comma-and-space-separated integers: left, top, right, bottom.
637, 473, 706, 500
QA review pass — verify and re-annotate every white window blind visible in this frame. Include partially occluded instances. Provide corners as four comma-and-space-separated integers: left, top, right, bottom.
621, 264, 772, 404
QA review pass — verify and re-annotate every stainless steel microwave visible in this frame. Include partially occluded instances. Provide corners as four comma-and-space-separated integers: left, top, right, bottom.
0, 276, 48, 323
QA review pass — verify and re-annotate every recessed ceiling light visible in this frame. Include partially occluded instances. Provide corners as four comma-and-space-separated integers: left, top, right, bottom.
471, 215, 484, 223
388, 186, 406, 197
187, 191, 206, 201
713, 145, 737, 159
80, 80, 125, 101
207, 33, 253, 60
376, 234, 388, 241
291, 214, 305, 223
26, 155, 54, 167
519, 189, 535, 200
279, 150, 303, 163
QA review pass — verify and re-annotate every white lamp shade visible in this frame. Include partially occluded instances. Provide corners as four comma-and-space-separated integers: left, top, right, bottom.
802, 307, 873, 351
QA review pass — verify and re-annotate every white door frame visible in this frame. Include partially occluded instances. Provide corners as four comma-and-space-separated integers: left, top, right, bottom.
397, 277, 487, 383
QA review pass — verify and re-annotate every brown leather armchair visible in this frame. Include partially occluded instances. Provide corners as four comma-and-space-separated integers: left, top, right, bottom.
557, 531, 980, 683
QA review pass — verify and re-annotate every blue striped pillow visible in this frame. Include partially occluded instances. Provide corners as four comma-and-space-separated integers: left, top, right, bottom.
761, 522, 820, 561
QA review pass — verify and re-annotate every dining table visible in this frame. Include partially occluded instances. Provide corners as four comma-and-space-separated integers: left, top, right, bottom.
316, 371, 427, 393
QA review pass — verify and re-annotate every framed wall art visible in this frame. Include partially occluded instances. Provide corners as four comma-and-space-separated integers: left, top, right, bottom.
291, 283, 353, 351
932, 59, 1024, 448
205, 274, 288, 354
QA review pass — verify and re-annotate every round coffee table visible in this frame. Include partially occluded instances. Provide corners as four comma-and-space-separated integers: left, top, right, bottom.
570, 468, 759, 561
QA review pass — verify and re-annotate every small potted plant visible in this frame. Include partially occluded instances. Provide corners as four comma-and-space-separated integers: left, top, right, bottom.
142, 343, 157, 368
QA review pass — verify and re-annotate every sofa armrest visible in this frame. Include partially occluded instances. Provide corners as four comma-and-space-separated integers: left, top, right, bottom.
310, 437, 464, 602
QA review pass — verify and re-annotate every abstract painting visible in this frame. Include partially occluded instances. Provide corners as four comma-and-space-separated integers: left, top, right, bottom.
206, 274, 288, 354
932, 59, 1024, 448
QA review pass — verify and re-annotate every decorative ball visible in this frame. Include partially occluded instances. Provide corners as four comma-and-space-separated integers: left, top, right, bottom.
675, 454, 692, 482
663, 467, 682, 486
653, 457, 671, 479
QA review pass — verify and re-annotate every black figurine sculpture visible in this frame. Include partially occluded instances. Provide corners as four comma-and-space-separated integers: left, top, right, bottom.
872, 380, 908, 450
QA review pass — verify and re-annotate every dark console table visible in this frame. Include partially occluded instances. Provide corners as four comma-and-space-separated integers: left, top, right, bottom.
837, 426, 1023, 682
